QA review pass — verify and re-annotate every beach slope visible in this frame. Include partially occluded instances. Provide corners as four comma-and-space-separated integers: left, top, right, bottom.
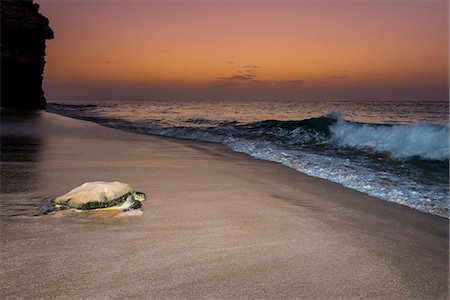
1, 111, 448, 299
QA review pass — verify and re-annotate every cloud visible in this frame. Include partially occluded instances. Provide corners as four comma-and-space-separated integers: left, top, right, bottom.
273, 79, 304, 85
237, 70, 257, 76
326, 75, 348, 79
216, 65, 260, 82
216, 75, 255, 81
325, 69, 349, 79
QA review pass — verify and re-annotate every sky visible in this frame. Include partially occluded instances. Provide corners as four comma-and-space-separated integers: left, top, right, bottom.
38, 0, 449, 102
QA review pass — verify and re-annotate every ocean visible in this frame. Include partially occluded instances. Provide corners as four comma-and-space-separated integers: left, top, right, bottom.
48, 100, 449, 218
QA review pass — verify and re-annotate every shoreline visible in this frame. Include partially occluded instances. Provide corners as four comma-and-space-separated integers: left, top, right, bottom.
47, 103, 450, 219
58, 113, 450, 220
1, 111, 448, 298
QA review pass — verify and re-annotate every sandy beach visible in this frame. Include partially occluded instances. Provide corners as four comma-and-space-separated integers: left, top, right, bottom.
1, 111, 448, 299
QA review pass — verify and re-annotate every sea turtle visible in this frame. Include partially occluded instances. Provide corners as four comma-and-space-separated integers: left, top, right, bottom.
54, 181, 146, 211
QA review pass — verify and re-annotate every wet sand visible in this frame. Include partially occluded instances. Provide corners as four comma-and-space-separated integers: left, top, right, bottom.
1, 111, 448, 299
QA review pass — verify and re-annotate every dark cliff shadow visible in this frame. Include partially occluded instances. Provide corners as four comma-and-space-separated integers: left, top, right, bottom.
1, 0, 54, 110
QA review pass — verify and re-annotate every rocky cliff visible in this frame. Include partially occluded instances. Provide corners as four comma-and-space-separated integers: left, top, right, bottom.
1, 0, 54, 110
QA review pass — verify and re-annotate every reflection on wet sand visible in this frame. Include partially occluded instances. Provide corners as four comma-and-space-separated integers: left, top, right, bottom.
1, 136, 42, 193
0, 110, 49, 216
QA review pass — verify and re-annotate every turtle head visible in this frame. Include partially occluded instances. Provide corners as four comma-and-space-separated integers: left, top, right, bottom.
133, 192, 147, 202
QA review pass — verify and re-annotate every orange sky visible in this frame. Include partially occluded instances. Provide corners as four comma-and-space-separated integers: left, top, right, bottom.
39, 0, 449, 101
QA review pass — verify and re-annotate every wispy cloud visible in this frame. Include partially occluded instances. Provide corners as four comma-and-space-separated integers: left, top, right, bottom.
217, 66, 305, 86
325, 75, 348, 80
237, 70, 257, 77
216, 74, 255, 81
324, 69, 349, 79
273, 79, 304, 85
216, 65, 260, 82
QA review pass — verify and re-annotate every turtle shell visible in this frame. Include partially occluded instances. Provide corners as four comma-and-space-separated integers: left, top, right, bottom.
54, 181, 135, 210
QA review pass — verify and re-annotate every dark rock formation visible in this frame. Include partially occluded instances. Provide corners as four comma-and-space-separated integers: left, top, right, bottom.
1, 0, 54, 110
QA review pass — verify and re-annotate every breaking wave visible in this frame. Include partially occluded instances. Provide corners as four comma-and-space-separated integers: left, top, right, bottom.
329, 118, 449, 161
229, 114, 449, 161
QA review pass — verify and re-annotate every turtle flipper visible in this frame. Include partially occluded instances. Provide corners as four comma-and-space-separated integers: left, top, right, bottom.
128, 200, 142, 210
120, 192, 146, 211
118, 195, 135, 210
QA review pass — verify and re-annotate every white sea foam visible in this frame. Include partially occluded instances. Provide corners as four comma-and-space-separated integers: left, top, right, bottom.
226, 138, 449, 218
